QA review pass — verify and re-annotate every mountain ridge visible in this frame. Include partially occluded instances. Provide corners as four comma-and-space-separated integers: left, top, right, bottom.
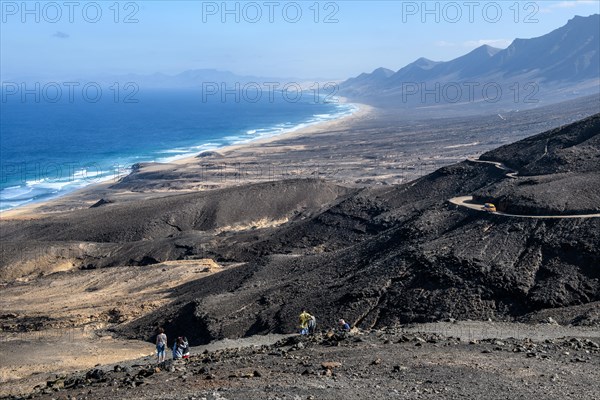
341, 14, 600, 108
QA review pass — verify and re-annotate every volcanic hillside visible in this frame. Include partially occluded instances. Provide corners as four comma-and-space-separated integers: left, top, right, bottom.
1, 115, 599, 347
118, 114, 600, 345
0, 180, 349, 281
475, 114, 600, 215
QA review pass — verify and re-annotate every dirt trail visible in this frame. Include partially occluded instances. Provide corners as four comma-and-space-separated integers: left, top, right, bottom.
0, 330, 152, 396
8, 324, 600, 400
449, 195, 600, 219
402, 321, 600, 341
467, 157, 519, 179
449, 159, 600, 219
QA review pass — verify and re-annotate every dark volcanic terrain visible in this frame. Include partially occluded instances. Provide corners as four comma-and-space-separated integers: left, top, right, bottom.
6, 326, 600, 400
1, 100, 599, 399
2, 111, 599, 346
476, 114, 600, 215
115, 115, 600, 343
116, 115, 600, 347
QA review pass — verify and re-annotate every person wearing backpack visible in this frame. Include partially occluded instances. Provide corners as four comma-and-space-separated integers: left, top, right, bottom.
299, 309, 312, 335
308, 314, 317, 335
172, 336, 183, 360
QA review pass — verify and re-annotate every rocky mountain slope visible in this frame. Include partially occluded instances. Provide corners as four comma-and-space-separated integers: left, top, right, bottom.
1, 113, 598, 348
475, 113, 600, 214
118, 113, 599, 345
0, 180, 349, 280
340, 14, 600, 108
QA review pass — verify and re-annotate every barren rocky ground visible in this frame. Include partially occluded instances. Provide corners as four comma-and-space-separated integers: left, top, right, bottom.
1, 97, 599, 399
3, 324, 599, 400
0, 260, 223, 396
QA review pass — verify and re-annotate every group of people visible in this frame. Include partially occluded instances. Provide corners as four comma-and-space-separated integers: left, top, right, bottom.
155, 327, 190, 363
299, 309, 352, 335
156, 311, 353, 362
299, 309, 317, 335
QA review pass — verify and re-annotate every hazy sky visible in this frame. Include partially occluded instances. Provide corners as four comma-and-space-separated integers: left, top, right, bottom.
1, 1, 599, 80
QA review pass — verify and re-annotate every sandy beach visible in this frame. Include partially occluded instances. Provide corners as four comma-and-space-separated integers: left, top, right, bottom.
0, 102, 374, 220
3, 93, 599, 222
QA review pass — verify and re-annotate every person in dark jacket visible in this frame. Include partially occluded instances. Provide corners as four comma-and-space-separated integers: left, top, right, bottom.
338, 319, 351, 332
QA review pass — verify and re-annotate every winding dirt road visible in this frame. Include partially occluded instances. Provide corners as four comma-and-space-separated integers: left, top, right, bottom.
467, 158, 519, 178
449, 159, 600, 219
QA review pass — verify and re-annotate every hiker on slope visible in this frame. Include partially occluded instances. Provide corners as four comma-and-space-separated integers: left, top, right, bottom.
308, 314, 317, 335
156, 327, 167, 363
299, 309, 313, 335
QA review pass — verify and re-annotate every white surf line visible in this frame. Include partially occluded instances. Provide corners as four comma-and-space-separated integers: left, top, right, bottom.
449, 196, 600, 219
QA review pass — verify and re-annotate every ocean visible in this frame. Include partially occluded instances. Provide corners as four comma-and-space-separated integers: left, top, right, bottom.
0, 88, 356, 212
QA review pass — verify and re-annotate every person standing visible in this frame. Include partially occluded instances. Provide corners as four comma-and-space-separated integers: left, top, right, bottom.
308, 314, 317, 335
299, 309, 312, 335
156, 327, 167, 363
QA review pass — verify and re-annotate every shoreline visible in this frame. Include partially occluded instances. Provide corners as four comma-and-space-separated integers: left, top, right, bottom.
173, 100, 374, 164
0, 101, 375, 220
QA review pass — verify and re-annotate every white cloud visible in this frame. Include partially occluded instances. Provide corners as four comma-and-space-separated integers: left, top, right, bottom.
52, 31, 70, 39
551, 1, 597, 8
539, 0, 597, 13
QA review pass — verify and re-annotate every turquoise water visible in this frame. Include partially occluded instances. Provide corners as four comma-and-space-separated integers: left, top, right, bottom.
0, 88, 355, 211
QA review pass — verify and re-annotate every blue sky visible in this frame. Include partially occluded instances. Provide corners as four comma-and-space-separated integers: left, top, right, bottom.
1, 1, 599, 80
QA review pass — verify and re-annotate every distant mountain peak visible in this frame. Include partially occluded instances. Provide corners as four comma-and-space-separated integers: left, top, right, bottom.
413, 57, 439, 69
371, 67, 395, 77
568, 13, 599, 23
340, 14, 600, 105
473, 44, 502, 57
455, 44, 503, 63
